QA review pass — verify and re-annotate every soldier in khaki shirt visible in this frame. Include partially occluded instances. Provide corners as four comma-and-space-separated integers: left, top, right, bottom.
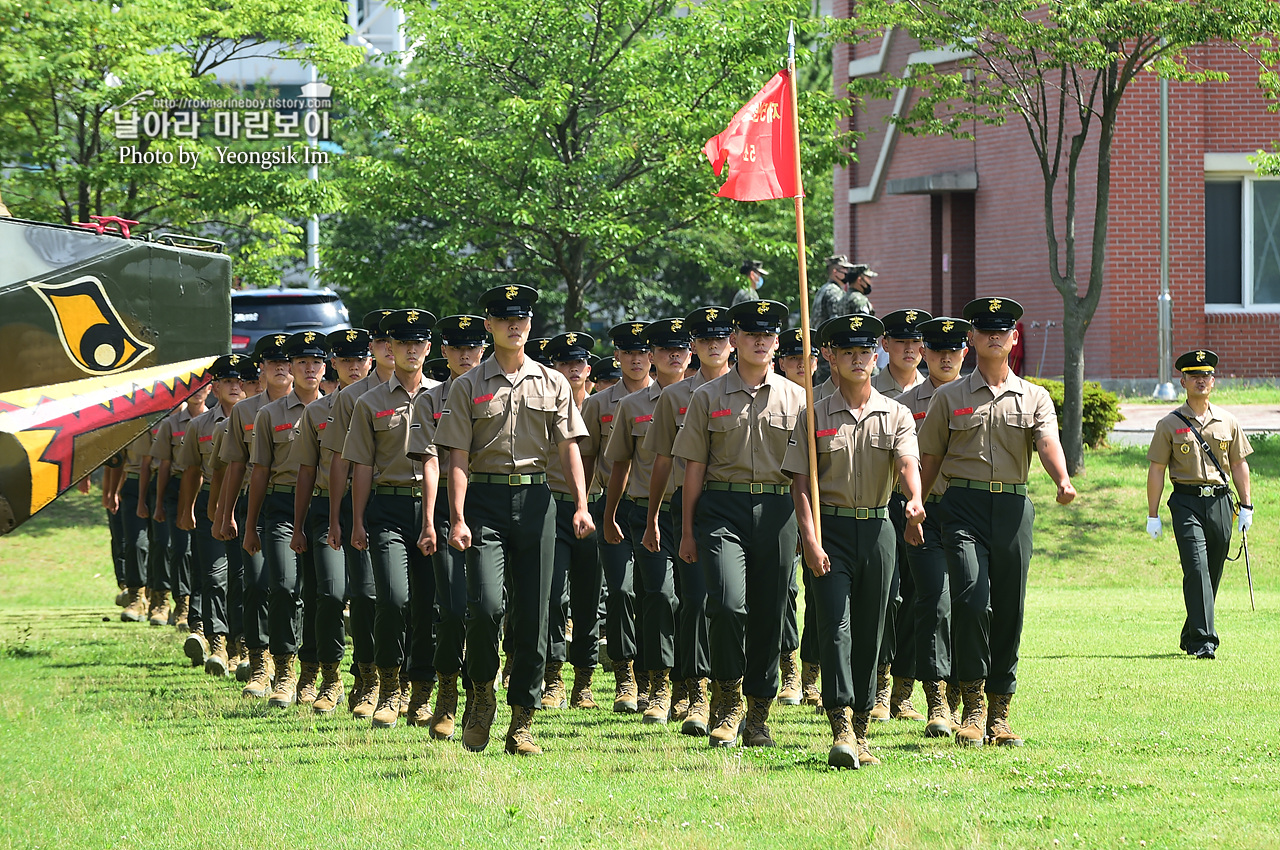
342, 310, 439, 729
589, 356, 621, 393
407, 314, 486, 740
672, 300, 804, 749
434, 284, 592, 756
114, 430, 154, 622
1145, 350, 1253, 660
150, 383, 210, 630
896, 317, 969, 737
640, 306, 733, 736
580, 321, 653, 713
603, 319, 691, 725
917, 297, 1075, 748
785, 314, 923, 769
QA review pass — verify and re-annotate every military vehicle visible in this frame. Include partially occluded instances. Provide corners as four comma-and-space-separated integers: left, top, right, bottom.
0, 215, 231, 534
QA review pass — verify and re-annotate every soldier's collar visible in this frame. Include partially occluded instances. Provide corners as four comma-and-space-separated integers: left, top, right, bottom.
825, 386, 894, 416
1178, 400, 1220, 423
481, 352, 542, 383
723, 365, 784, 395
966, 368, 1027, 396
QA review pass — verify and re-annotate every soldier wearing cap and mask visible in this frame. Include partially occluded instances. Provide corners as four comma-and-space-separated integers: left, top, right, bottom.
733, 259, 767, 306
917, 297, 1075, 748
1145, 349, 1253, 660
672, 299, 805, 749
811, 255, 856, 384
434, 284, 593, 756
844, 263, 877, 316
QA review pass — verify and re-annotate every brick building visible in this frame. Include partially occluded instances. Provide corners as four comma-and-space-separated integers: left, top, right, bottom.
833, 21, 1279, 384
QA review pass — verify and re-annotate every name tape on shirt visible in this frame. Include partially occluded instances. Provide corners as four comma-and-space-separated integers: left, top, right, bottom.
199, 435, 214, 443
953, 407, 973, 416
711, 409, 732, 418
375, 409, 396, 418
473, 393, 494, 404
243, 423, 254, 431
601, 414, 614, 423
815, 428, 838, 438
433, 412, 443, 421
678, 406, 687, 415
274, 422, 294, 432
913, 411, 927, 420
317, 422, 327, 430
173, 431, 186, 437
1176, 427, 1191, 434
634, 414, 653, 424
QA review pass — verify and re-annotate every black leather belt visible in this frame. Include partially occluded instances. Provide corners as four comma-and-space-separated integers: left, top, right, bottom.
820, 505, 888, 519
704, 481, 790, 495
949, 478, 1027, 495
1173, 483, 1229, 498
470, 473, 547, 486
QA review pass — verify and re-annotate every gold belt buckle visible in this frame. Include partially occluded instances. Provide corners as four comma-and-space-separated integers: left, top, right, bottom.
990, 481, 1004, 493
855, 507, 870, 520
509, 474, 523, 486
749, 483, 764, 495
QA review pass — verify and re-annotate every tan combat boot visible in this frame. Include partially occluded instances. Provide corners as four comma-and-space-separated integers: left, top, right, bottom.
268, 654, 299, 708
504, 705, 542, 756
183, 627, 208, 668
347, 666, 363, 713
947, 682, 963, 730
204, 634, 230, 677
120, 588, 147, 623
669, 676, 690, 722
172, 595, 190, 631
708, 678, 745, 748
500, 653, 512, 690
406, 680, 434, 728
682, 678, 710, 737
890, 677, 925, 721
800, 661, 822, 708
953, 679, 986, 747
922, 680, 952, 738
312, 662, 345, 715
612, 659, 638, 714
371, 666, 402, 728
352, 663, 379, 719
461, 683, 475, 731
569, 666, 598, 710
635, 668, 651, 712
852, 710, 880, 765
296, 661, 320, 705
115, 586, 130, 608
777, 650, 802, 705
430, 673, 460, 740
235, 639, 252, 682
226, 638, 244, 676
540, 661, 567, 709
462, 679, 498, 752
147, 590, 170, 627
743, 695, 776, 747
642, 668, 671, 726
398, 680, 411, 717
827, 706, 859, 769
869, 664, 892, 721
985, 693, 1024, 747
241, 649, 273, 699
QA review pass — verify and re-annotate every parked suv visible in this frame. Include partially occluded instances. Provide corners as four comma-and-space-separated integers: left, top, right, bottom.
231, 287, 350, 354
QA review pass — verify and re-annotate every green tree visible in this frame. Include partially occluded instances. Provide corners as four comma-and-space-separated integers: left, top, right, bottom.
322, 0, 853, 330
842, 0, 1280, 473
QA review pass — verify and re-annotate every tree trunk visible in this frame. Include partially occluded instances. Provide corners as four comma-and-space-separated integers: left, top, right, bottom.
1059, 296, 1087, 475
563, 275, 586, 332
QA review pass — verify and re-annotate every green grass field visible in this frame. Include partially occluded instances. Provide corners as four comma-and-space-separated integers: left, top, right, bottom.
2, 445, 1278, 849
1118, 381, 1280, 405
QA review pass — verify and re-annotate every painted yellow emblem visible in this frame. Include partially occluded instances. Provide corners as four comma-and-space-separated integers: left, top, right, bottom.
905, 310, 918, 324
705, 309, 719, 321
505, 286, 520, 300
345, 329, 359, 342
941, 320, 955, 333
1181, 443, 1190, 454
30, 275, 156, 375
458, 316, 472, 329
407, 310, 420, 324
756, 302, 770, 315
565, 332, 578, 346
849, 316, 863, 330
1196, 350, 1205, 362
1220, 441, 1229, 454
989, 298, 1003, 313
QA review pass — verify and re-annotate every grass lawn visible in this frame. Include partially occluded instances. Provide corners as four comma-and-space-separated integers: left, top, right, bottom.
1117, 381, 1280, 405
1, 445, 1278, 849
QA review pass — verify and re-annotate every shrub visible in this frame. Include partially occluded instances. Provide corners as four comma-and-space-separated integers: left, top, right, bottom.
1024, 376, 1124, 448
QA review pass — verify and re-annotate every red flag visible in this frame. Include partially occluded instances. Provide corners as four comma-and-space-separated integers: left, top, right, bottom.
703, 70, 801, 202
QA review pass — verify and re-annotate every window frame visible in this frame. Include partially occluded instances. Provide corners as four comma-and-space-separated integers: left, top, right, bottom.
1204, 154, 1280, 313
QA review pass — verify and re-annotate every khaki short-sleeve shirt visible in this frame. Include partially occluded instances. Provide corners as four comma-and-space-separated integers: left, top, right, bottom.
121, 431, 151, 475
872, 366, 926, 399
547, 391, 596, 496
407, 378, 450, 464
642, 372, 710, 490
435, 357, 586, 476
672, 367, 805, 486
580, 379, 644, 493
1147, 402, 1252, 486
319, 371, 384, 457
177, 407, 228, 481
783, 389, 919, 509
150, 407, 194, 474
219, 393, 270, 467
604, 380, 673, 500
813, 376, 838, 402
250, 391, 313, 489
342, 373, 435, 487
293, 392, 338, 492
897, 378, 949, 496
917, 370, 1057, 484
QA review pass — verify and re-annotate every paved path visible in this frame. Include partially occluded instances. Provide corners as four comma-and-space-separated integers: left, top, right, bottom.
1109, 403, 1280, 445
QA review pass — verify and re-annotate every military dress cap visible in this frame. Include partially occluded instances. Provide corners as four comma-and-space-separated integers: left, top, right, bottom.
362, 308, 396, 339
590, 356, 622, 383
777, 326, 818, 357
482, 284, 539, 318
380, 308, 436, 341
525, 337, 554, 366
210, 353, 254, 380
1176, 349, 1218, 373
609, 321, 652, 352
963, 296, 1023, 331
820, 313, 885, 349
545, 331, 596, 362
425, 357, 452, 382
285, 330, 328, 359
825, 254, 856, 269
326, 327, 371, 358
434, 314, 488, 347
739, 259, 769, 276
644, 318, 692, 349
253, 332, 291, 362
918, 317, 972, 350
685, 305, 733, 339
880, 308, 933, 339
727, 299, 788, 334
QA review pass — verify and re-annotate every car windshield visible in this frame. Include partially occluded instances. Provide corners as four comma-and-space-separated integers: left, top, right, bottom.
232, 294, 347, 329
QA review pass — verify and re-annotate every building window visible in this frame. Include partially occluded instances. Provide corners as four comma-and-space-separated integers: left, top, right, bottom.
1205, 176, 1280, 309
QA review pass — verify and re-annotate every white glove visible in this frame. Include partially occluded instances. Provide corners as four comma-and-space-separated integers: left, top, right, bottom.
1238, 506, 1253, 535
1146, 516, 1162, 539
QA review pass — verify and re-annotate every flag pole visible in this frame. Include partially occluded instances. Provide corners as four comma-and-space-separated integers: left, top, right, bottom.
787, 22, 821, 548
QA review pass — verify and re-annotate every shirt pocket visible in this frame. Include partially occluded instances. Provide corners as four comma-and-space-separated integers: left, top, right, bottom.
707, 408, 746, 432
869, 432, 896, 452
948, 408, 982, 432
477, 397, 507, 419
1004, 411, 1035, 430
767, 411, 797, 432
816, 431, 848, 454
373, 410, 405, 432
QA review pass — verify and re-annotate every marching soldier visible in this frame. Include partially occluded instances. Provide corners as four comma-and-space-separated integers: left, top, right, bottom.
580, 321, 653, 713
733, 259, 767, 306
786, 314, 923, 768
843, 263, 877, 316
526, 338, 554, 367
810, 255, 856, 384
640, 306, 734, 736
672, 300, 804, 748
136, 423, 170, 626
602, 318, 692, 725
434, 284, 593, 756
589, 356, 622, 394
917, 297, 1075, 747
116, 430, 153, 622
898, 317, 971, 736
872, 309, 929, 397
407, 314, 487, 738
343, 309, 439, 728
1145, 350, 1253, 660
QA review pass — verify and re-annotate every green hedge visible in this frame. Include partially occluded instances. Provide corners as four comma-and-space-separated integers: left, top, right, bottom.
1024, 377, 1125, 448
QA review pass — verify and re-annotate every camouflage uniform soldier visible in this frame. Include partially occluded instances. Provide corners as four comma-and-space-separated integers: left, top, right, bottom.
811, 255, 855, 384
843, 263, 877, 316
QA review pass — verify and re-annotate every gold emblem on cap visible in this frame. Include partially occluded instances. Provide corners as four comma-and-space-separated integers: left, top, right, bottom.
705, 308, 719, 321
274, 334, 287, 346
345, 329, 359, 343
905, 310, 918, 324
671, 319, 683, 331
407, 310, 421, 323
631, 323, 644, 335
989, 298, 1003, 313
505, 286, 519, 300
756, 302, 770, 315
539, 339, 549, 350
230, 355, 242, 364
849, 317, 863, 330
941, 320, 955, 333
1196, 350, 1205, 362
458, 316, 472, 329
566, 332, 578, 346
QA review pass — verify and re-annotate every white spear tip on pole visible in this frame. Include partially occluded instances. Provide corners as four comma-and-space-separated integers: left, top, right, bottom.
788, 21, 796, 64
